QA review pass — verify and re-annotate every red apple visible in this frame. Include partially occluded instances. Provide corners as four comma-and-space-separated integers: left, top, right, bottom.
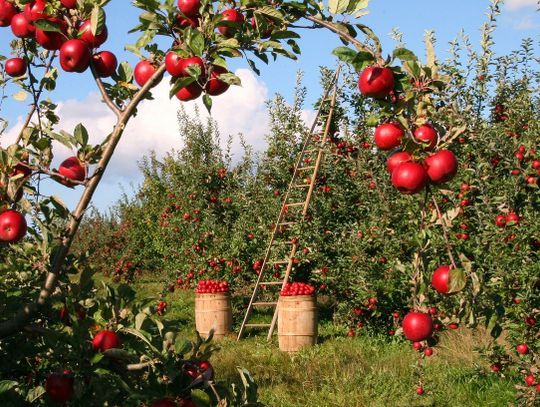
431, 265, 451, 294
24, 0, 47, 21
92, 50, 117, 77
358, 66, 394, 99
58, 156, 86, 184
166, 55, 205, 78
423, 149, 458, 183
176, 82, 203, 101
374, 122, 404, 150
414, 125, 438, 150
516, 343, 529, 355
61, 0, 77, 9
495, 215, 506, 227
0, 0, 17, 27
35, 18, 67, 50
60, 39, 91, 73
152, 399, 177, 407
525, 375, 536, 386
10, 13, 35, 38
177, 15, 199, 28
218, 8, 244, 38
5, 57, 27, 77
391, 162, 428, 194
92, 330, 121, 352
402, 311, 433, 342
506, 212, 520, 225
184, 360, 213, 380
79, 20, 108, 48
134, 60, 158, 87
205, 65, 229, 96
0, 209, 27, 243
386, 151, 412, 174
45, 373, 74, 403
415, 387, 424, 396
177, 0, 200, 17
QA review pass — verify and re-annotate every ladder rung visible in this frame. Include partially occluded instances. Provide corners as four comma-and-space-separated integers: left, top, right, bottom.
261, 281, 283, 285
245, 323, 272, 328
298, 166, 315, 171
277, 222, 296, 227
252, 302, 278, 307
272, 260, 290, 265
285, 202, 306, 207
293, 184, 311, 188
304, 149, 320, 155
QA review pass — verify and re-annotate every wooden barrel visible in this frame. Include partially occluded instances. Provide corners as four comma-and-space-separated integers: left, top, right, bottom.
278, 294, 318, 352
194, 293, 232, 340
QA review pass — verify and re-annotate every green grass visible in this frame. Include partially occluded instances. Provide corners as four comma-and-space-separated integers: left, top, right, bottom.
129, 279, 516, 407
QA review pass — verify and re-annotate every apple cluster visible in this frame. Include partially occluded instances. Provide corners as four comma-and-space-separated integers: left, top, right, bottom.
280, 282, 316, 296
0, 0, 118, 77
495, 211, 520, 228
195, 279, 230, 294
358, 66, 459, 194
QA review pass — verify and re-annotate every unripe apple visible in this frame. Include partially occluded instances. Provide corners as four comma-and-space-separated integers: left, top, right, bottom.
374, 122, 404, 150
58, 156, 86, 184
414, 125, 438, 150
391, 162, 427, 194
10, 13, 35, 38
358, 66, 394, 99
218, 8, 244, 38
0, 0, 17, 27
5, 57, 27, 77
92, 51, 117, 77
176, 82, 203, 101
79, 20, 108, 48
0, 209, 27, 243
423, 149, 458, 183
35, 18, 67, 50
177, 0, 200, 17
205, 65, 229, 96
60, 39, 91, 73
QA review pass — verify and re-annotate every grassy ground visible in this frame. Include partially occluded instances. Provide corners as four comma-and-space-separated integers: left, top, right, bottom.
130, 277, 516, 407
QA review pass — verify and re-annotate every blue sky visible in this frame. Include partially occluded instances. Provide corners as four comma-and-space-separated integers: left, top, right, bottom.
1, 0, 538, 211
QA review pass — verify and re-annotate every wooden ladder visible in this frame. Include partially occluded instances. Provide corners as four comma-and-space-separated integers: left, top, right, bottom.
237, 67, 341, 341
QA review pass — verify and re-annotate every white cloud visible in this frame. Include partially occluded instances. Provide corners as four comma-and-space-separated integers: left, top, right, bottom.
505, 0, 538, 10
2, 69, 272, 183
513, 15, 540, 29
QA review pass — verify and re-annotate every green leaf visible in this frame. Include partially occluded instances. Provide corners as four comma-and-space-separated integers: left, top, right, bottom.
347, 0, 369, 14
331, 46, 357, 63
26, 386, 45, 403
33, 19, 61, 32
393, 47, 418, 62
0, 380, 18, 394
202, 94, 212, 113
135, 312, 147, 331
121, 327, 160, 354
254, 6, 285, 21
174, 338, 192, 355
184, 27, 205, 56
74, 123, 89, 147
447, 268, 466, 294
90, 6, 106, 37
191, 389, 212, 407
329, 0, 350, 14
169, 76, 195, 99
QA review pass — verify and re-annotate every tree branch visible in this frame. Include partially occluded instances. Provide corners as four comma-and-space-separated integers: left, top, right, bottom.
0, 64, 167, 339
90, 64, 122, 119
431, 196, 458, 269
